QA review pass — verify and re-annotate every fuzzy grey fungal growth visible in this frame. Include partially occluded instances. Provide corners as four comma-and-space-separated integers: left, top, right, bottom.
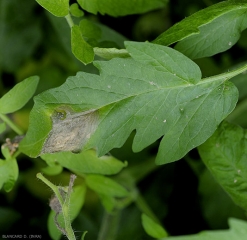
41, 107, 98, 154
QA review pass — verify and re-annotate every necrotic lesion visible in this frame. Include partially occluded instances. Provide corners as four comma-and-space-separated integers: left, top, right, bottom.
41, 107, 99, 154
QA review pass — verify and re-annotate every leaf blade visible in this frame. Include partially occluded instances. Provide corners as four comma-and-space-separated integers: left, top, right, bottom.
0, 76, 39, 114
36, 0, 69, 17
41, 150, 127, 176
198, 121, 247, 211
77, 0, 168, 17
20, 42, 243, 164
153, 1, 247, 59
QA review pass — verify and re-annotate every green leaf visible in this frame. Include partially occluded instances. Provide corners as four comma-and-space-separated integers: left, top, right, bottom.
79, 19, 102, 40
41, 150, 127, 175
71, 25, 94, 64
198, 121, 247, 211
0, 148, 18, 192
48, 183, 86, 240
85, 174, 129, 197
77, 0, 168, 17
35, 0, 69, 17
142, 214, 168, 239
20, 42, 245, 164
0, 122, 6, 134
98, 193, 116, 212
162, 218, 247, 240
198, 169, 246, 229
70, 3, 84, 17
153, 1, 247, 59
0, 76, 39, 114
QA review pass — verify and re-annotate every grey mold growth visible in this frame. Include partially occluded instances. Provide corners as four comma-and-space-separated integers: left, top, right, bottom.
41, 108, 98, 154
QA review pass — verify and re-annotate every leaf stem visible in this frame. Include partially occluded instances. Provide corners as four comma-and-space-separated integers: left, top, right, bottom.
97, 210, 121, 240
135, 194, 161, 225
0, 113, 23, 135
203, 64, 247, 83
65, 14, 74, 28
36, 173, 76, 240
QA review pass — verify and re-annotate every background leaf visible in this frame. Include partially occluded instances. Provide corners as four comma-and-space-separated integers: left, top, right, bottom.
41, 150, 128, 175
0, 76, 39, 114
0, 0, 42, 72
35, 0, 69, 17
71, 25, 94, 64
161, 218, 247, 240
0, 147, 18, 192
70, 3, 84, 18
198, 121, 247, 211
77, 0, 168, 17
0, 122, 6, 134
141, 213, 168, 238
153, 1, 247, 59
85, 174, 129, 197
20, 42, 243, 164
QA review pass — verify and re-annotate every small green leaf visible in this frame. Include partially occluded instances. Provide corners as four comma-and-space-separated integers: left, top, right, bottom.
98, 194, 116, 212
48, 184, 86, 240
79, 19, 102, 40
77, 0, 168, 17
71, 25, 94, 64
0, 76, 39, 114
36, 0, 69, 17
70, 3, 84, 17
81, 231, 87, 240
0, 122, 6, 134
162, 218, 247, 240
0, 153, 18, 192
142, 214, 168, 239
85, 174, 129, 197
153, 1, 247, 59
41, 150, 127, 175
198, 121, 247, 211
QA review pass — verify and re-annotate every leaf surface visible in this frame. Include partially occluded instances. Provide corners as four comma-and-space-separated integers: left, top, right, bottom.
162, 218, 247, 240
0, 76, 39, 114
20, 42, 245, 164
141, 214, 168, 238
0, 148, 18, 192
41, 150, 127, 175
77, 0, 168, 17
36, 0, 69, 17
153, 1, 247, 59
71, 25, 94, 64
85, 174, 129, 197
198, 121, 247, 211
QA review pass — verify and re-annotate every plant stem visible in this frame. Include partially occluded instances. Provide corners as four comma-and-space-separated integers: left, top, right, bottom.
37, 173, 64, 204
203, 64, 247, 83
63, 174, 77, 240
135, 194, 161, 224
65, 14, 74, 28
36, 173, 76, 240
97, 210, 121, 240
0, 113, 23, 135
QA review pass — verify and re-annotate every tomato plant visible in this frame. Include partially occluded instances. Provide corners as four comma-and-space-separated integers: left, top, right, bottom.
1, 0, 247, 239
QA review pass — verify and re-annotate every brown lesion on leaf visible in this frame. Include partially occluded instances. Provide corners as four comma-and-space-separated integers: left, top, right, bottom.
41, 107, 99, 154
